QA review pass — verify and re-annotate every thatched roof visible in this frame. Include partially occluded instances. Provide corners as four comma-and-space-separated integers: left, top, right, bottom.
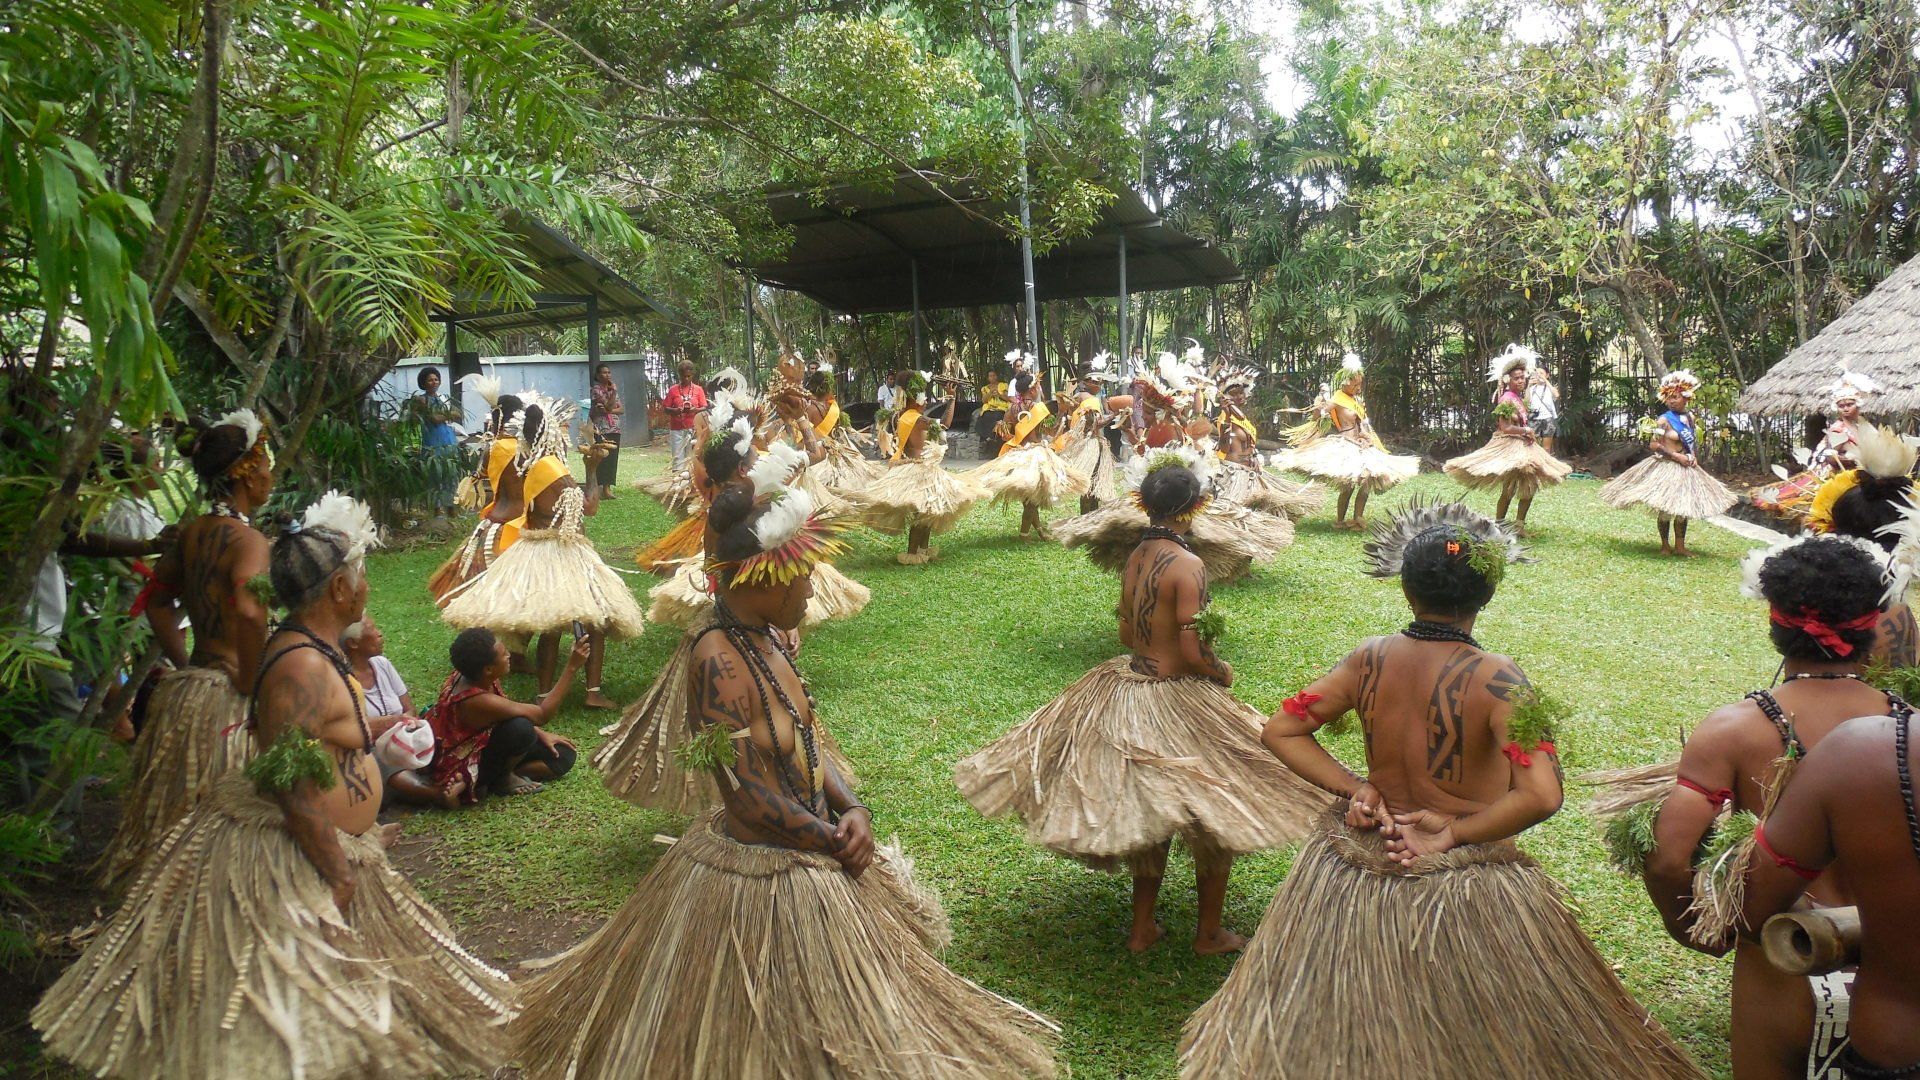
1739, 252, 1920, 416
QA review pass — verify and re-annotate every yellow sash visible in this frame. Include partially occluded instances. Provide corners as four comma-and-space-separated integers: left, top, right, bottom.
1220, 412, 1258, 441
1051, 395, 1101, 451
481, 438, 524, 548
890, 409, 923, 463
1000, 402, 1052, 458
813, 400, 841, 438
1331, 390, 1385, 451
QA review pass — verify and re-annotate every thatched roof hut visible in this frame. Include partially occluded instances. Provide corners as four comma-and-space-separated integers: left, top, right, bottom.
1739, 253, 1920, 416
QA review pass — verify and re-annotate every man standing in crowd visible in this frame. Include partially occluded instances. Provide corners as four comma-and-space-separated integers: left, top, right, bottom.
876, 370, 900, 413
662, 361, 707, 470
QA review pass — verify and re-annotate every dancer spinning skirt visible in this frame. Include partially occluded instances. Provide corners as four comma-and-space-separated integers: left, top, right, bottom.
847, 371, 982, 564
38, 496, 513, 1080
1443, 344, 1572, 533
968, 397, 1089, 540
1601, 369, 1736, 556
1181, 500, 1703, 1079
525, 468, 1057, 1080
1056, 449, 1292, 584
1277, 352, 1418, 529
803, 368, 885, 492
1056, 372, 1120, 510
442, 398, 646, 643
634, 460, 701, 515
958, 452, 1330, 953
1212, 372, 1326, 522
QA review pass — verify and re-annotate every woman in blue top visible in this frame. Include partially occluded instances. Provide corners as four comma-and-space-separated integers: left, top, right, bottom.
410, 367, 461, 509
1600, 369, 1737, 556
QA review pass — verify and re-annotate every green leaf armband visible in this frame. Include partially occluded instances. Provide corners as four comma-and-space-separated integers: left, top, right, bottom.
246, 728, 336, 795
674, 722, 740, 773
1187, 606, 1226, 646
1696, 810, 1758, 888
1602, 798, 1663, 876
1492, 401, 1520, 422
246, 572, 279, 613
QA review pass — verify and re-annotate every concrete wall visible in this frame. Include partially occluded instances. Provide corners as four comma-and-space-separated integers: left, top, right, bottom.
379, 353, 659, 443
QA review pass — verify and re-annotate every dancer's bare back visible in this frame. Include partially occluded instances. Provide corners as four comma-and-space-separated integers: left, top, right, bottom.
1118, 537, 1228, 684
150, 514, 269, 689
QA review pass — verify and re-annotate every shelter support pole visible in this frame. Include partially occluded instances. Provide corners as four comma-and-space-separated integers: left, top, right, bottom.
911, 258, 925, 371
1009, 0, 1041, 376
1117, 231, 1129, 376
445, 319, 461, 418
744, 277, 756, 382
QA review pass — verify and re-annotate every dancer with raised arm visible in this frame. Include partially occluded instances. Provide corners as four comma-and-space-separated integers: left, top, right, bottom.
967, 373, 1089, 540
1601, 369, 1737, 556
1181, 500, 1703, 1079
1443, 344, 1571, 535
99, 409, 272, 892
1277, 352, 1419, 530
36, 494, 513, 1079
511, 470, 1057, 1080
957, 448, 1330, 953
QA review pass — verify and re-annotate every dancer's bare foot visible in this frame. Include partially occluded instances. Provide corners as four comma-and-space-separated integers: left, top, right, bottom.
1676, 545, 1698, 558
584, 689, 617, 709
1659, 542, 1674, 556
897, 551, 931, 565
1194, 927, 1248, 955
1126, 922, 1166, 953
377, 822, 404, 849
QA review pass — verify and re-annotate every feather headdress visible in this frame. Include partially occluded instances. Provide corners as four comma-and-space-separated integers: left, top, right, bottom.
1486, 343, 1539, 383
706, 472, 849, 588
515, 392, 577, 469
1823, 366, 1881, 407
745, 441, 807, 498
1003, 349, 1034, 368
1740, 533, 1890, 603
1362, 498, 1526, 581
1658, 369, 1702, 396
1853, 422, 1918, 481
1882, 491, 1920, 607
290, 490, 382, 567
1340, 351, 1365, 377
457, 372, 502, 411
213, 408, 265, 450
1123, 443, 1216, 492
704, 396, 754, 459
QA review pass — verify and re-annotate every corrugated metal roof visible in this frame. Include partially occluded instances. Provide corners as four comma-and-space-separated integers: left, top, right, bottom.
435, 212, 669, 334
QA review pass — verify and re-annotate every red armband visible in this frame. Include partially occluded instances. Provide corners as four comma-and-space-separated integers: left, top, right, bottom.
1675, 776, 1734, 808
128, 560, 159, 618
1753, 821, 1822, 881
1501, 740, 1558, 768
1281, 692, 1322, 720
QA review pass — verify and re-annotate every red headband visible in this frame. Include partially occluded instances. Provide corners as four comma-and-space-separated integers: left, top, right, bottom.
1769, 606, 1880, 657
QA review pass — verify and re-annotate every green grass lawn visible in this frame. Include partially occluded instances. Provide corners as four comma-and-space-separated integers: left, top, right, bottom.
371, 447, 1762, 1078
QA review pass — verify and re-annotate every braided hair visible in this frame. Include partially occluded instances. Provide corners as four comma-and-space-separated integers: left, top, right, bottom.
270, 526, 359, 613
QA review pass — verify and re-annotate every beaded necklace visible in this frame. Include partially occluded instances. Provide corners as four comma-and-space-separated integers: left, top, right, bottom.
713, 599, 822, 813
1401, 619, 1480, 649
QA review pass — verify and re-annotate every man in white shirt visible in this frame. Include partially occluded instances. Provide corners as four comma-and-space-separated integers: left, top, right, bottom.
1526, 367, 1561, 453
876, 372, 900, 412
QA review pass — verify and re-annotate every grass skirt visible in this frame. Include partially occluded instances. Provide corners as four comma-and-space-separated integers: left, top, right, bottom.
36, 773, 514, 1080
1600, 456, 1738, 520
847, 445, 984, 535
1443, 434, 1573, 498
818, 435, 885, 491
1060, 432, 1119, 501
441, 527, 646, 638
646, 562, 869, 630
1277, 434, 1420, 492
635, 464, 700, 515
954, 658, 1333, 871
98, 666, 253, 894
427, 517, 507, 605
1216, 460, 1326, 521
1053, 499, 1292, 583
968, 443, 1090, 509
508, 810, 1057, 1080
592, 621, 858, 814
794, 461, 852, 518
1178, 810, 1706, 1079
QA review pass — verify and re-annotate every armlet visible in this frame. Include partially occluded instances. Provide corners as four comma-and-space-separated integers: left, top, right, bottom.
245, 728, 336, 795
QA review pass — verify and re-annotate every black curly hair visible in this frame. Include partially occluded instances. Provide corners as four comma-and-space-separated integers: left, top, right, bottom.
1401, 524, 1499, 617
1829, 475, 1914, 553
186, 422, 253, 495
1138, 464, 1203, 522
450, 627, 499, 682
805, 371, 832, 397
702, 430, 752, 488
706, 484, 765, 586
1759, 536, 1886, 660
415, 366, 441, 391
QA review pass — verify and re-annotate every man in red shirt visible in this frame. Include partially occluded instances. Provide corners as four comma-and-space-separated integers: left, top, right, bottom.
662, 361, 708, 469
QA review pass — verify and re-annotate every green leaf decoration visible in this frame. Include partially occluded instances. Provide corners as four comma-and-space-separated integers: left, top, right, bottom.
674, 722, 738, 772
1636, 415, 1664, 441
923, 418, 946, 442
1698, 810, 1759, 887
1492, 400, 1520, 421
1452, 526, 1507, 587
875, 407, 896, 429
1865, 659, 1920, 704
1602, 798, 1663, 875
1504, 686, 1567, 750
245, 727, 336, 795
1188, 606, 1226, 645
246, 572, 279, 612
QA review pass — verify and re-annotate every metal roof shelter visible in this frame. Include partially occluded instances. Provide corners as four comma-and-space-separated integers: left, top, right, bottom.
432, 212, 669, 405
730, 170, 1242, 377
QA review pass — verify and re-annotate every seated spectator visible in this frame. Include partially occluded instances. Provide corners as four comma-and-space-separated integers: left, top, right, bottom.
423, 627, 582, 804
342, 613, 448, 809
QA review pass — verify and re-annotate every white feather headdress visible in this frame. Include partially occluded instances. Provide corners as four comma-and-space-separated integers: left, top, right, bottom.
214, 408, 264, 449
1123, 443, 1216, 493
751, 485, 814, 553
1658, 369, 1701, 395
746, 441, 807, 498
1739, 533, 1889, 602
457, 372, 502, 411
1823, 366, 1881, 407
1340, 352, 1365, 376
706, 396, 753, 459
1882, 491, 1920, 607
1853, 422, 1919, 480
1486, 343, 1539, 383
294, 490, 382, 566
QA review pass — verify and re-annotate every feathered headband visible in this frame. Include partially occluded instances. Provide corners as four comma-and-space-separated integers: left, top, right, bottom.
214, 407, 265, 449
1487, 343, 1539, 383
704, 397, 754, 459
1823, 367, 1881, 407
1854, 422, 1919, 481
1362, 498, 1527, 584
1003, 349, 1034, 368
287, 490, 382, 568
705, 478, 849, 587
1658, 369, 1701, 396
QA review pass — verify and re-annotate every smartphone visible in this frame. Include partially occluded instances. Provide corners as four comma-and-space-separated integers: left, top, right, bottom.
571, 620, 587, 641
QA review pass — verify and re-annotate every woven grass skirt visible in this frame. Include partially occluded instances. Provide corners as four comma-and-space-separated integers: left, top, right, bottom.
1178, 811, 1706, 1080
592, 621, 858, 815
968, 443, 1090, 509
1443, 434, 1574, 498
847, 446, 984, 535
646, 561, 869, 630
1060, 431, 1118, 501
441, 526, 645, 638
1053, 499, 1292, 583
794, 461, 853, 518
1215, 460, 1327, 521
36, 773, 514, 1080
509, 810, 1058, 1080
1277, 435, 1420, 493
635, 464, 700, 515
1600, 456, 1738, 520
955, 658, 1333, 872
818, 435, 885, 491
98, 666, 253, 894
